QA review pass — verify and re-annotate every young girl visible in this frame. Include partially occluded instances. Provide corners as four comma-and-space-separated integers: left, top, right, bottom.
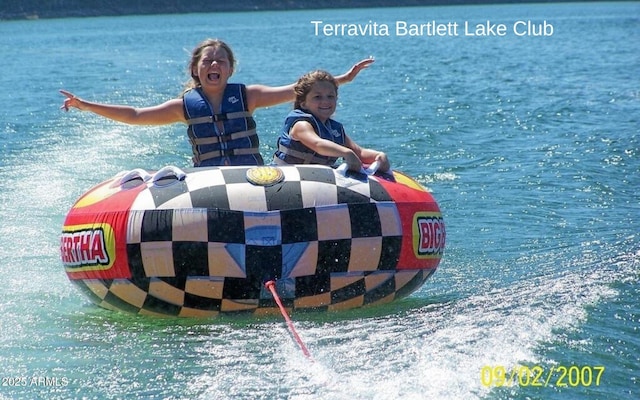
60, 38, 374, 167
273, 70, 390, 172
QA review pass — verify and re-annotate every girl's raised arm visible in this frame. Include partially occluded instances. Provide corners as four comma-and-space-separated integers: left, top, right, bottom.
246, 58, 375, 112
59, 90, 185, 125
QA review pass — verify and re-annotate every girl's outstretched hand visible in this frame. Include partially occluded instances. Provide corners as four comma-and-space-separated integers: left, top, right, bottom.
59, 90, 82, 111
340, 57, 375, 83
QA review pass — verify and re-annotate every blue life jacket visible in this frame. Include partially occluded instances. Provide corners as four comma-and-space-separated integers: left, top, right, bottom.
183, 84, 263, 166
274, 109, 346, 165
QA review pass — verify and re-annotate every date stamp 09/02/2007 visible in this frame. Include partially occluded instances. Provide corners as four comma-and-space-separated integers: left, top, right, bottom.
2, 366, 607, 390
481, 365, 606, 388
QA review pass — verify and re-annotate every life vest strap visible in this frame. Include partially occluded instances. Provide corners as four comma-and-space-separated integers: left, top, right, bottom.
277, 143, 327, 164
187, 111, 252, 125
193, 146, 261, 164
190, 128, 257, 146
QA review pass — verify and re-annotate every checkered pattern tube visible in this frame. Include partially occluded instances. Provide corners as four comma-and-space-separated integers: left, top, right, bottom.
61, 165, 445, 317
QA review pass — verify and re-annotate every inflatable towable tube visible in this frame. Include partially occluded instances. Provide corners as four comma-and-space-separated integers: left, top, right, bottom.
60, 165, 445, 317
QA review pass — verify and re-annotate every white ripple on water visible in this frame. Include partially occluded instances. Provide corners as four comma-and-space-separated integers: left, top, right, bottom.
172, 243, 631, 400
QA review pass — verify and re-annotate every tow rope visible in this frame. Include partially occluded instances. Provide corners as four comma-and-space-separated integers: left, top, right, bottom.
264, 280, 313, 360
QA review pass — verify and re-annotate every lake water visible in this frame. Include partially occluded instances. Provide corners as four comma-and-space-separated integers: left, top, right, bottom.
0, 2, 638, 399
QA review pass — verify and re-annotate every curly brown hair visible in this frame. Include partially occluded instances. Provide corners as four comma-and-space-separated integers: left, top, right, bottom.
293, 70, 338, 109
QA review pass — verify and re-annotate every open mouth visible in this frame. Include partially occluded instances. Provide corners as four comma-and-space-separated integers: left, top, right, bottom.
207, 72, 220, 81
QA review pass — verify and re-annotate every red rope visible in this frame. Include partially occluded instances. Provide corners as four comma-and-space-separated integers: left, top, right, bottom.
264, 280, 313, 360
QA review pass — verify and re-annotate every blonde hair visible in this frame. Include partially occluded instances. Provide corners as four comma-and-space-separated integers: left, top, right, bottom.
183, 38, 236, 91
